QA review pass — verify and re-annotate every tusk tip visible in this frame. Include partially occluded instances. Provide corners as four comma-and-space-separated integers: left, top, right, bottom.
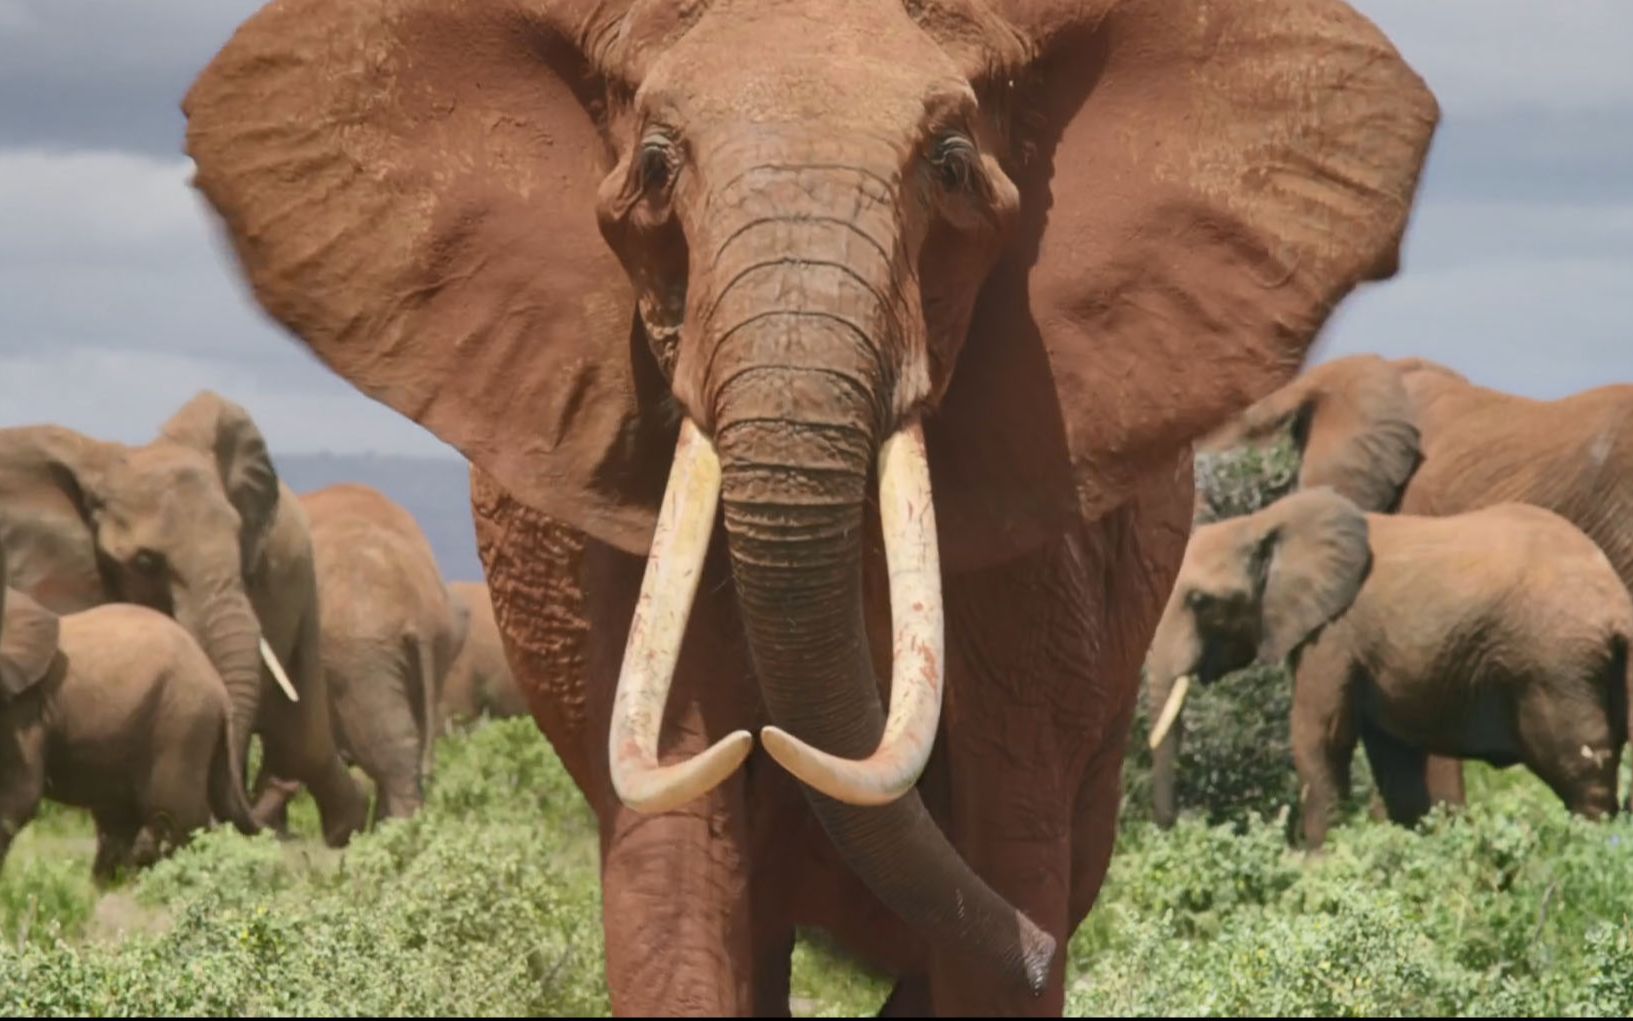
614, 729, 754, 815
760, 726, 911, 807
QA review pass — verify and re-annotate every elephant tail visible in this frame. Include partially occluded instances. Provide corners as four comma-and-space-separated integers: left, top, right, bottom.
1617, 634, 1632, 811
210, 716, 261, 837
405, 629, 439, 794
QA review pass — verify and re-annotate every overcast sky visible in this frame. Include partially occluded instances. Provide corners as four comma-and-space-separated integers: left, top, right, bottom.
0, 1, 1628, 457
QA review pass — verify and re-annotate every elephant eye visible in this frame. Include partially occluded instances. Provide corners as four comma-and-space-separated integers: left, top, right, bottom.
929, 133, 977, 191
131, 549, 165, 576
638, 137, 678, 193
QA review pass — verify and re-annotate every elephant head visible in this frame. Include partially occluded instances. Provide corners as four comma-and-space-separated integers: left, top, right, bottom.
0, 391, 281, 766
185, 0, 1436, 987
0, 546, 60, 700
1145, 487, 1372, 827
1199, 354, 1427, 514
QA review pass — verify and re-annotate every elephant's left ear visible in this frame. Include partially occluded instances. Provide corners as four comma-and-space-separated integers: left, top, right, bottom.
0, 588, 60, 698
160, 391, 280, 575
930, 0, 1437, 569
1257, 488, 1371, 664
185, 1, 671, 559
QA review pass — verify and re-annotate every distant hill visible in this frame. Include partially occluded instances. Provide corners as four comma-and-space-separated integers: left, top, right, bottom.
277, 452, 484, 582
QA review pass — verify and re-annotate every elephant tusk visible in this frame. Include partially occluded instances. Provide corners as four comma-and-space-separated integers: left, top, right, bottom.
1147, 674, 1193, 750
761, 421, 944, 807
260, 638, 299, 703
609, 419, 753, 814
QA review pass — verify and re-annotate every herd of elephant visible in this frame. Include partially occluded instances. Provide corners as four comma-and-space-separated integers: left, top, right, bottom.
1146, 355, 1633, 849
0, 392, 528, 877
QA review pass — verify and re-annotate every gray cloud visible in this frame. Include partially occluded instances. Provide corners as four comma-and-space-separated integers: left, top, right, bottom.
0, 0, 1627, 459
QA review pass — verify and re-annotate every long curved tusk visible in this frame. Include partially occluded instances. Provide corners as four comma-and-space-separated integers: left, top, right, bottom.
761, 421, 943, 807
609, 419, 753, 814
1147, 674, 1193, 750
260, 638, 299, 703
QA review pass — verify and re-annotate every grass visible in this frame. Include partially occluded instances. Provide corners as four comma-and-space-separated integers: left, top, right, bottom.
1, 720, 1629, 1016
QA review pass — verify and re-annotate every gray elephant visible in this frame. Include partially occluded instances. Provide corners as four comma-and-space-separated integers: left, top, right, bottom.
0, 546, 260, 879
258, 484, 466, 824
0, 392, 369, 846
1145, 488, 1633, 848
438, 581, 526, 730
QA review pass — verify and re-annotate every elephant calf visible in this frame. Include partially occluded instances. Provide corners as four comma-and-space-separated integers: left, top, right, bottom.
1146, 488, 1632, 848
0, 587, 259, 879
259, 484, 466, 825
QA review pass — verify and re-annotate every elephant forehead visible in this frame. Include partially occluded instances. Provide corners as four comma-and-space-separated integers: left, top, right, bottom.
643, 0, 966, 127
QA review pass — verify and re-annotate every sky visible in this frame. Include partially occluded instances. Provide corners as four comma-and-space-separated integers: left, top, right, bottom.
0, 1, 1627, 458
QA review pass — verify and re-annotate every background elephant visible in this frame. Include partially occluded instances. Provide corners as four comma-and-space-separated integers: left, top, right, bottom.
0, 393, 369, 847
1198, 354, 1633, 809
0, 546, 260, 880
439, 581, 526, 730
1146, 488, 1633, 849
185, 0, 1436, 1013
291, 484, 467, 822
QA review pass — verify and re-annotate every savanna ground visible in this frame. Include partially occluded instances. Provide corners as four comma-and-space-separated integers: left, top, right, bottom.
2, 449, 1630, 1015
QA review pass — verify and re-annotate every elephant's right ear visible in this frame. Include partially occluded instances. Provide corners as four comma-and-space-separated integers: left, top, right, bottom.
1256, 488, 1371, 664
184, 0, 672, 557
0, 588, 60, 698
0, 426, 120, 614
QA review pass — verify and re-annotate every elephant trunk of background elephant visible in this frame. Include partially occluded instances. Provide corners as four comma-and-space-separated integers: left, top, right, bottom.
186, 587, 264, 776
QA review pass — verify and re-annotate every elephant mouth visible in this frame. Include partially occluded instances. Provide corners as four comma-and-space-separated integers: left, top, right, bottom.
604, 417, 945, 812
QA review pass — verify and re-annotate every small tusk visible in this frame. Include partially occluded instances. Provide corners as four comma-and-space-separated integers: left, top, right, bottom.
609, 420, 753, 814
260, 638, 299, 703
761, 421, 944, 806
1147, 675, 1193, 750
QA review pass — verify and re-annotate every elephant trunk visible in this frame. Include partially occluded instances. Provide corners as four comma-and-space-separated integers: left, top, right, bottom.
716, 396, 1050, 992
189, 587, 265, 775
698, 187, 1052, 986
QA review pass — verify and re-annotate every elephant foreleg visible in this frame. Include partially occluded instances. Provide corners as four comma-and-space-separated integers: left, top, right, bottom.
1290, 698, 1357, 851
1357, 722, 1431, 829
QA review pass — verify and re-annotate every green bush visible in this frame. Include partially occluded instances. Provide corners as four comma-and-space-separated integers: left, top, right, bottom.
1074, 766, 1633, 1016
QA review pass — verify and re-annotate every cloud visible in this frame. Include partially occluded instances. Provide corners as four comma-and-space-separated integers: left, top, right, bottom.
0, 146, 454, 457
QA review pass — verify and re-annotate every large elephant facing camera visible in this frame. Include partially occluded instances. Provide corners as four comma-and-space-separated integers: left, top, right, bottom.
186, 0, 1436, 1013
1145, 488, 1633, 849
0, 394, 369, 847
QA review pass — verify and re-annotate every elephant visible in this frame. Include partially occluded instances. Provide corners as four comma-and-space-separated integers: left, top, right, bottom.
439, 581, 527, 729
0, 393, 370, 847
0, 547, 260, 879
1197, 353, 1633, 808
1144, 487, 1633, 849
184, 0, 1437, 1012
279, 483, 468, 822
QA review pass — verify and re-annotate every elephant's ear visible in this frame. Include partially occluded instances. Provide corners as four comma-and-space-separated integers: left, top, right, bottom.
184, 0, 672, 557
1205, 356, 1422, 513
0, 426, 119, 614
932, 0, 1437, 570
0, 587, 60, 698
1256, 488, 1371, 664
160, 391, 280, 575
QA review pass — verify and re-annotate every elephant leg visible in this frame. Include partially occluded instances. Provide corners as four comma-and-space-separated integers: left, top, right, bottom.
1424, 755, 1467, 809
0, 722, 46, 870
91, 808, 140, 883
257, 675, 370, 844
1357, 722, 1431, 829
1290, 696, 1356, 851
141, 744, 216, 856
327, 654, 425, 823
